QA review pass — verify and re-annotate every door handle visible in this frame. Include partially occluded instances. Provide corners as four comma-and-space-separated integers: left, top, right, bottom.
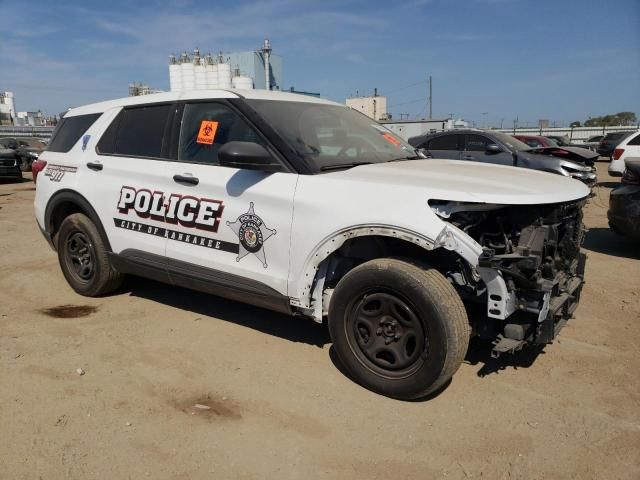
173, 174, 199, 186
86, 162, 103, 171
463, 155, 474, 160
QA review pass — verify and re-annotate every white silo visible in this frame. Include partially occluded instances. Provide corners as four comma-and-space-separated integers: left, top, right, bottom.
181, 60, 195, 91
195, 63, 207, 90
205, 54, 218, 89
217, 59, 232, 89
169, 55, 182, 92
193, 48, 207, 90
232, 76, 254, 90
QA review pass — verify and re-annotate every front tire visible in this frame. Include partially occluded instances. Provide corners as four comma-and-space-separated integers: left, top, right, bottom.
56, 213, 123, 296
328, 258, 470, 400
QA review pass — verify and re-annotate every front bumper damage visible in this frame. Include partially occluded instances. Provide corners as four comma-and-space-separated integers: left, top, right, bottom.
437, 199, 587, 357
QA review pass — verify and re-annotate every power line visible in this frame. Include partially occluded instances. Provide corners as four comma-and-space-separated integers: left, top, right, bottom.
387, 97, 425, 109
383, 79, 429, 95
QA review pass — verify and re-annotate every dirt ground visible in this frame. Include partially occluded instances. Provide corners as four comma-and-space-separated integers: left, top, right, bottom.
1, 164, 639, 480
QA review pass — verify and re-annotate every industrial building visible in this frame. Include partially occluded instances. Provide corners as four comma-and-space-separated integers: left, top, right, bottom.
0, 91, 16, 125
169, 39, 282, 92
380, 118, 469, 141
346, 90, 388, 121
128, 83, 163, 97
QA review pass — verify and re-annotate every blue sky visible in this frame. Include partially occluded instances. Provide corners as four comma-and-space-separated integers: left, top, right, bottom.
1, 0, 638, 126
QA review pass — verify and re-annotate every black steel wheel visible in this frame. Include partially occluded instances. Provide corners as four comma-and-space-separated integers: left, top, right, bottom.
63, 231, 96, 283
56, 213, 123, 296
329, 258, 470, 400
347, 292, 426, 377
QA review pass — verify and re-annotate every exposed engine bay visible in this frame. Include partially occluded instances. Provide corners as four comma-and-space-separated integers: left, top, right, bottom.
431, 199, 587, 356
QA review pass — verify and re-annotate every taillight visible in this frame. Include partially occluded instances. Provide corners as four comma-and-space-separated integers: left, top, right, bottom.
32, 159, 47, 184
612, 149, 624, 160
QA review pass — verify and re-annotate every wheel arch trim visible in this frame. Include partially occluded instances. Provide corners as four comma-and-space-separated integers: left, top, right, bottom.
290, 223, 484, 318
44, 189, 112, 251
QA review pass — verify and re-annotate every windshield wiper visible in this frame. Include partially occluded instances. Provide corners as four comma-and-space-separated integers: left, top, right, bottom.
319, 162, 373, 171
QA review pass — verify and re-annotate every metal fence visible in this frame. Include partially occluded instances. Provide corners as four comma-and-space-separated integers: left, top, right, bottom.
497, 125, 639, 144
0, 125, 55, 139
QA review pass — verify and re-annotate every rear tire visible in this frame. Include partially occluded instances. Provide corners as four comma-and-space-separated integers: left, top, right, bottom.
56, 213, 123, 296
328, 258, 470, 400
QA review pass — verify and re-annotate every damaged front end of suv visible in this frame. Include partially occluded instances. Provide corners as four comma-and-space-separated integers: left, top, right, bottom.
431, 199, 587, 357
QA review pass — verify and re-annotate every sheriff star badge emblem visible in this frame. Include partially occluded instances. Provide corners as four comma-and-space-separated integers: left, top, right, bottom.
226, 202, 276, 268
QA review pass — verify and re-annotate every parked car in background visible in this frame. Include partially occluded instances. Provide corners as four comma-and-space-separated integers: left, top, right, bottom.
608, 159, 640, 239
582, 135, 603, 151
513, 134, 557, 148
514, 134, 598, 165
596, 131, 634, 158
409, 129, 597, 185
0, 137, 47, 171
608, 130, 640, 177
0, 145, 22, 180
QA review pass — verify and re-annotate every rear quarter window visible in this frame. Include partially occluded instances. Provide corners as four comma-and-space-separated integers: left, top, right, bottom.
47, 113, 101, 153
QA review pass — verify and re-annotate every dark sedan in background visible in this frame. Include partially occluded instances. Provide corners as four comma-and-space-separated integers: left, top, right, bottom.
0, 137, 47, 172
0, 146, 22, 180
408, 129, 597, 186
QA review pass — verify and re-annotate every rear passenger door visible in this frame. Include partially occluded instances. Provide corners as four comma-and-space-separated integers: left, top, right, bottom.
421, 134, 464, 160
463, 134, 514, 166
84, 103, 178, 271
162, 100, 297, 299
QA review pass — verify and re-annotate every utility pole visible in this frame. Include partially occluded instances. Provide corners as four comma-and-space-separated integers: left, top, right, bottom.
427, 75, 432, 120
481, 112, 488, 128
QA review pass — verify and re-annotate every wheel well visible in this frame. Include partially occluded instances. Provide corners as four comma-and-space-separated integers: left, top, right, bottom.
49, 201, 83, 238
320, 235, 467, 290
45, 190, 112, 251
303, 234, 478, 322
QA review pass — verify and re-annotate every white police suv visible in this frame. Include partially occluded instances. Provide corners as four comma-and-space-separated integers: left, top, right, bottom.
34, 89, 590, 399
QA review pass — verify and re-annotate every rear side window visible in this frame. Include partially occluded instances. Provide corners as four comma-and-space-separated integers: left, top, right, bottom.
428, 134, 464, 151
627, 133, 640, 145
179, 102, 266, 165
47, 113, 101, 153
98, 104, 173, 159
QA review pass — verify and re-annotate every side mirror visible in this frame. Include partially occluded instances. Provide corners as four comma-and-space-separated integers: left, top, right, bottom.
218, 141, 282, 172
486, 143, 502, 154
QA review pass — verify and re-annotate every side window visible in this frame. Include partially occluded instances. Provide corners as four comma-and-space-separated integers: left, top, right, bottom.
466, 134, 492, 151
105, 104, 173, 158
47, 113, 101, 153
179, 102, 266, 164
628, 133, 640, 146
428, 134, 464, 150
523, 138, 541, 148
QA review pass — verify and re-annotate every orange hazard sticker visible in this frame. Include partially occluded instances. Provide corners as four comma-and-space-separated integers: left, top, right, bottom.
382, 133, 401, 146
196, 120, 218, 145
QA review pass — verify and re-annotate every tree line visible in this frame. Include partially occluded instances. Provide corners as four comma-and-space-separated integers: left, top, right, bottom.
570, 112, 637, 128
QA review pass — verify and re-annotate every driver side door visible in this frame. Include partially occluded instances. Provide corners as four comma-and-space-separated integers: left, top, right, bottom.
463, 134, 514, 166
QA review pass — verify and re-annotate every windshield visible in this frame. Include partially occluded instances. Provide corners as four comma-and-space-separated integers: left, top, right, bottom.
245, 100, 417, 171
492, 132, 531, 151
